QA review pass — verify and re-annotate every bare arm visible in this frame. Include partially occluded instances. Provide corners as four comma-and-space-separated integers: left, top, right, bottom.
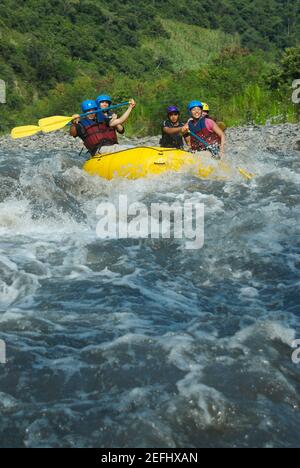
180, 122, 192, 148
110, 113, 125, 134
162, 126, 184, 136
212, 122, 225, 158
110, 99, 136, 127
70, 114, 80, 137
70, 125, 77, 137
181, 122, 190, 134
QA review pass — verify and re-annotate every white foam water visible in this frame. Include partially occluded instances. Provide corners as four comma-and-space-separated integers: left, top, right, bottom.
0, 130, 300, 447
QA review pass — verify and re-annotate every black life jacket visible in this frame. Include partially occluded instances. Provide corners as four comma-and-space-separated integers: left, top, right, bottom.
160, 120, 185, 149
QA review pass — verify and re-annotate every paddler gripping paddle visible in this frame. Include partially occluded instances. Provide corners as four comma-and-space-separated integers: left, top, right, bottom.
188, 129, 221, 159
39, 102, 130, 133
189, 129, 254, 180
10, 102, 129, 139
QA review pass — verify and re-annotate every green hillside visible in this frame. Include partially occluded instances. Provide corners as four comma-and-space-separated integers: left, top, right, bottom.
0, 0, 299, 134
143, 19, 240, 71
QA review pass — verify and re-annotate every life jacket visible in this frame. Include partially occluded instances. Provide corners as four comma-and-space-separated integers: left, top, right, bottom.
79, 118, 118, 155
188, 117, 221, 152
160, 120, 185, 149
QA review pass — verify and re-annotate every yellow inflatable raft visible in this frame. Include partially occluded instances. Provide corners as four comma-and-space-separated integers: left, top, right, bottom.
83, 147, 221, 180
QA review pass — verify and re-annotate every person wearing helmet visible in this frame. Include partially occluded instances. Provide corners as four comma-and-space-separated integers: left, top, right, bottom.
160, 106, 189, 149
201, 102, 227, 132
70, 100, 101, 154
202, 103, 210, 118
182, 100, 225, 158
97, 97, 136, 154
96, 94, 112, 108
70, 98, 136, 155
96, 94, 125, 137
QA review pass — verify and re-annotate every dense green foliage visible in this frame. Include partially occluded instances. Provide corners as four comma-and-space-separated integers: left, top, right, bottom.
0, 0, 299, 134
267, 45, 300, 89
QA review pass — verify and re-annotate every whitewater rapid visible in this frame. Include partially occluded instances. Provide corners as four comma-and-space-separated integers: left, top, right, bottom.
0, 124, 300, 447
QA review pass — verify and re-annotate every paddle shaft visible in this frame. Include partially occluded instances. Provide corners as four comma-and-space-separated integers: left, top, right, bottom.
38, 102, 131, 133
79, 102, 130, 120
188, 129, 219, 158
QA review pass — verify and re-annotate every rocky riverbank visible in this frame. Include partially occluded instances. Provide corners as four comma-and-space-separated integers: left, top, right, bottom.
0, 123, 299, 154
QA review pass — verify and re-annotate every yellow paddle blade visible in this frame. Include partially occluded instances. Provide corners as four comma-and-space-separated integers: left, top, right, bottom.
219, 161, 254, 180
11, 125, 41, 139
38, 116, 72, 133
238, 168, 254, 180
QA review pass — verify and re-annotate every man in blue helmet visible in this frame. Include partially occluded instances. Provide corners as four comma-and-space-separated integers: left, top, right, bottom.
95, 94, 136, 153
160, 106, 189, 149
96, 94, 125, 136
70, 99, 100, 155
70, 98, 136, 155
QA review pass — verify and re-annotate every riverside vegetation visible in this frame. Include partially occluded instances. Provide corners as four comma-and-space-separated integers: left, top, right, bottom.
0, 0, 299, 136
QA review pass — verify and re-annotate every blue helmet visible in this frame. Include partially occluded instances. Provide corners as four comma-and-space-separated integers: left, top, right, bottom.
81, 99, 97, 113
96, 95, 112, 107
187, 100, 203, 113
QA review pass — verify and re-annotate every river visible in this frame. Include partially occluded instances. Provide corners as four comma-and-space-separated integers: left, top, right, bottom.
0, 125, 300, 447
